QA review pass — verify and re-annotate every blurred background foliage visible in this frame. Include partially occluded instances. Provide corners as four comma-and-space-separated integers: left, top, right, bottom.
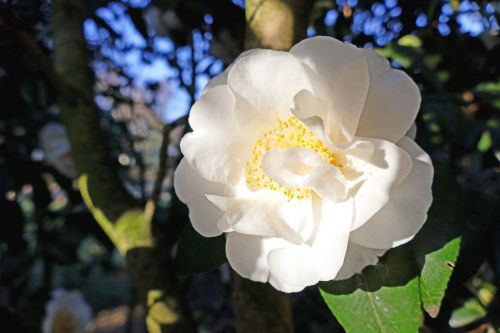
0, 0, 499, 332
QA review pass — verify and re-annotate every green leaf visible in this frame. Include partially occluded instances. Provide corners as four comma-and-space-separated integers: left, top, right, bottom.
398, 35, 422, 48
412, 165, 463, 317
319, 164, 464, 332
416, 238, 460, 317
477, 130, 492, 152
175, 223, 226, 275
474, 81, 500, 109
79, 174, 153, 255
477, 281, 497, 307
320, 245, 422, 333
449, 298, 487, 328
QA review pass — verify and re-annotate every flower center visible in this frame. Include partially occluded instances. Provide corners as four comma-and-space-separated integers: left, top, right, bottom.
245, 116, 342, 200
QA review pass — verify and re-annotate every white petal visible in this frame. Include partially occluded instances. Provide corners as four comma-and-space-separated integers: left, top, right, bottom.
262, 147, 322, 188
227, 49, 314, 120
355, 50, 421, 143
305, 164, 348, 201
334, 242, 387, 280
201, 67, 229, 95
347, 138, 413, 230
309, 195, 352, 280
332, 139, 375, 176
207, 194, 305, 244
226, 233, 286, 283
268, 245, 320, 292
202, 50, 259, 95
188, 85, 234, 131
406, 123, 417, 140
180, 85, 248, 184
174, 159, 226, 237
290, 36, 369, 144
349, 137, 434, 249
291, 90, 332, 143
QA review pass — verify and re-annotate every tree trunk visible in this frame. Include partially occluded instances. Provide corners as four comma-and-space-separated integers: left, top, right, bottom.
52, 0, 136, 219
52, 1, 196, 332
231, 270, 294, 333
245, 0, 314, 50
230, 1, 314, 332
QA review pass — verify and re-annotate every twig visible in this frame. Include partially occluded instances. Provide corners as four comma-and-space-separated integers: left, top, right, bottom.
149, 116, 188, 217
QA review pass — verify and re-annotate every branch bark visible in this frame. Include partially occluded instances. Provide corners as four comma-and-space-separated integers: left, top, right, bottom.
149, 116, 187, 217
51, 1, 196, 332
230, 1, 314, 332
245, 0, 314, 50
52, 0, 136, 218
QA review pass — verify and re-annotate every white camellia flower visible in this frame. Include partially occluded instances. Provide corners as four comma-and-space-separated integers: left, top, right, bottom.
174, 36, 433, 293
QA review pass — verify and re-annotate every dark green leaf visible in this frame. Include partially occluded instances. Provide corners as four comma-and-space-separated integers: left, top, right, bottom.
175, 223, 226, 275
320, 245, 422, 333
412, 165, 464, 317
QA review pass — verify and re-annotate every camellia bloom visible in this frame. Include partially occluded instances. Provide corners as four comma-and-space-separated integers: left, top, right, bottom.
174, 36, 433, 293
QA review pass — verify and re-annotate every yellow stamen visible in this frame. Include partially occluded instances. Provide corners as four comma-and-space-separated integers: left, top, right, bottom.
246, 116, 342, 200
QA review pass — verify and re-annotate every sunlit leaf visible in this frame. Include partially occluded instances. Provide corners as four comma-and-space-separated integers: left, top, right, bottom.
320, 245, 422, 333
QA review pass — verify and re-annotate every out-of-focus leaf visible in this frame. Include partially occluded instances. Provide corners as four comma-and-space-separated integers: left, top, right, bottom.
475, 81, 500, 109
477, 131, 492, 152
175, 223, 226, 275
376, 43, 421, 68
477, 281, 497, 307
398, 35, 422, 48
449, 298, 487, 328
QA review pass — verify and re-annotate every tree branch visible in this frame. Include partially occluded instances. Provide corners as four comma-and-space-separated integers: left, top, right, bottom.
51, 1, 196, 331
231, 269, 294, 333
245, 0, 314, 50
149, 116, 188, 216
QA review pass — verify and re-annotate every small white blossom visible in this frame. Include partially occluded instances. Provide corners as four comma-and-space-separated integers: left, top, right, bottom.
42, 289, 92, 333
39, 123, 77, 178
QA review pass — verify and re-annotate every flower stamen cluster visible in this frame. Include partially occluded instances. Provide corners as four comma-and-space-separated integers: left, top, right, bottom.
245, 116, 342, 200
